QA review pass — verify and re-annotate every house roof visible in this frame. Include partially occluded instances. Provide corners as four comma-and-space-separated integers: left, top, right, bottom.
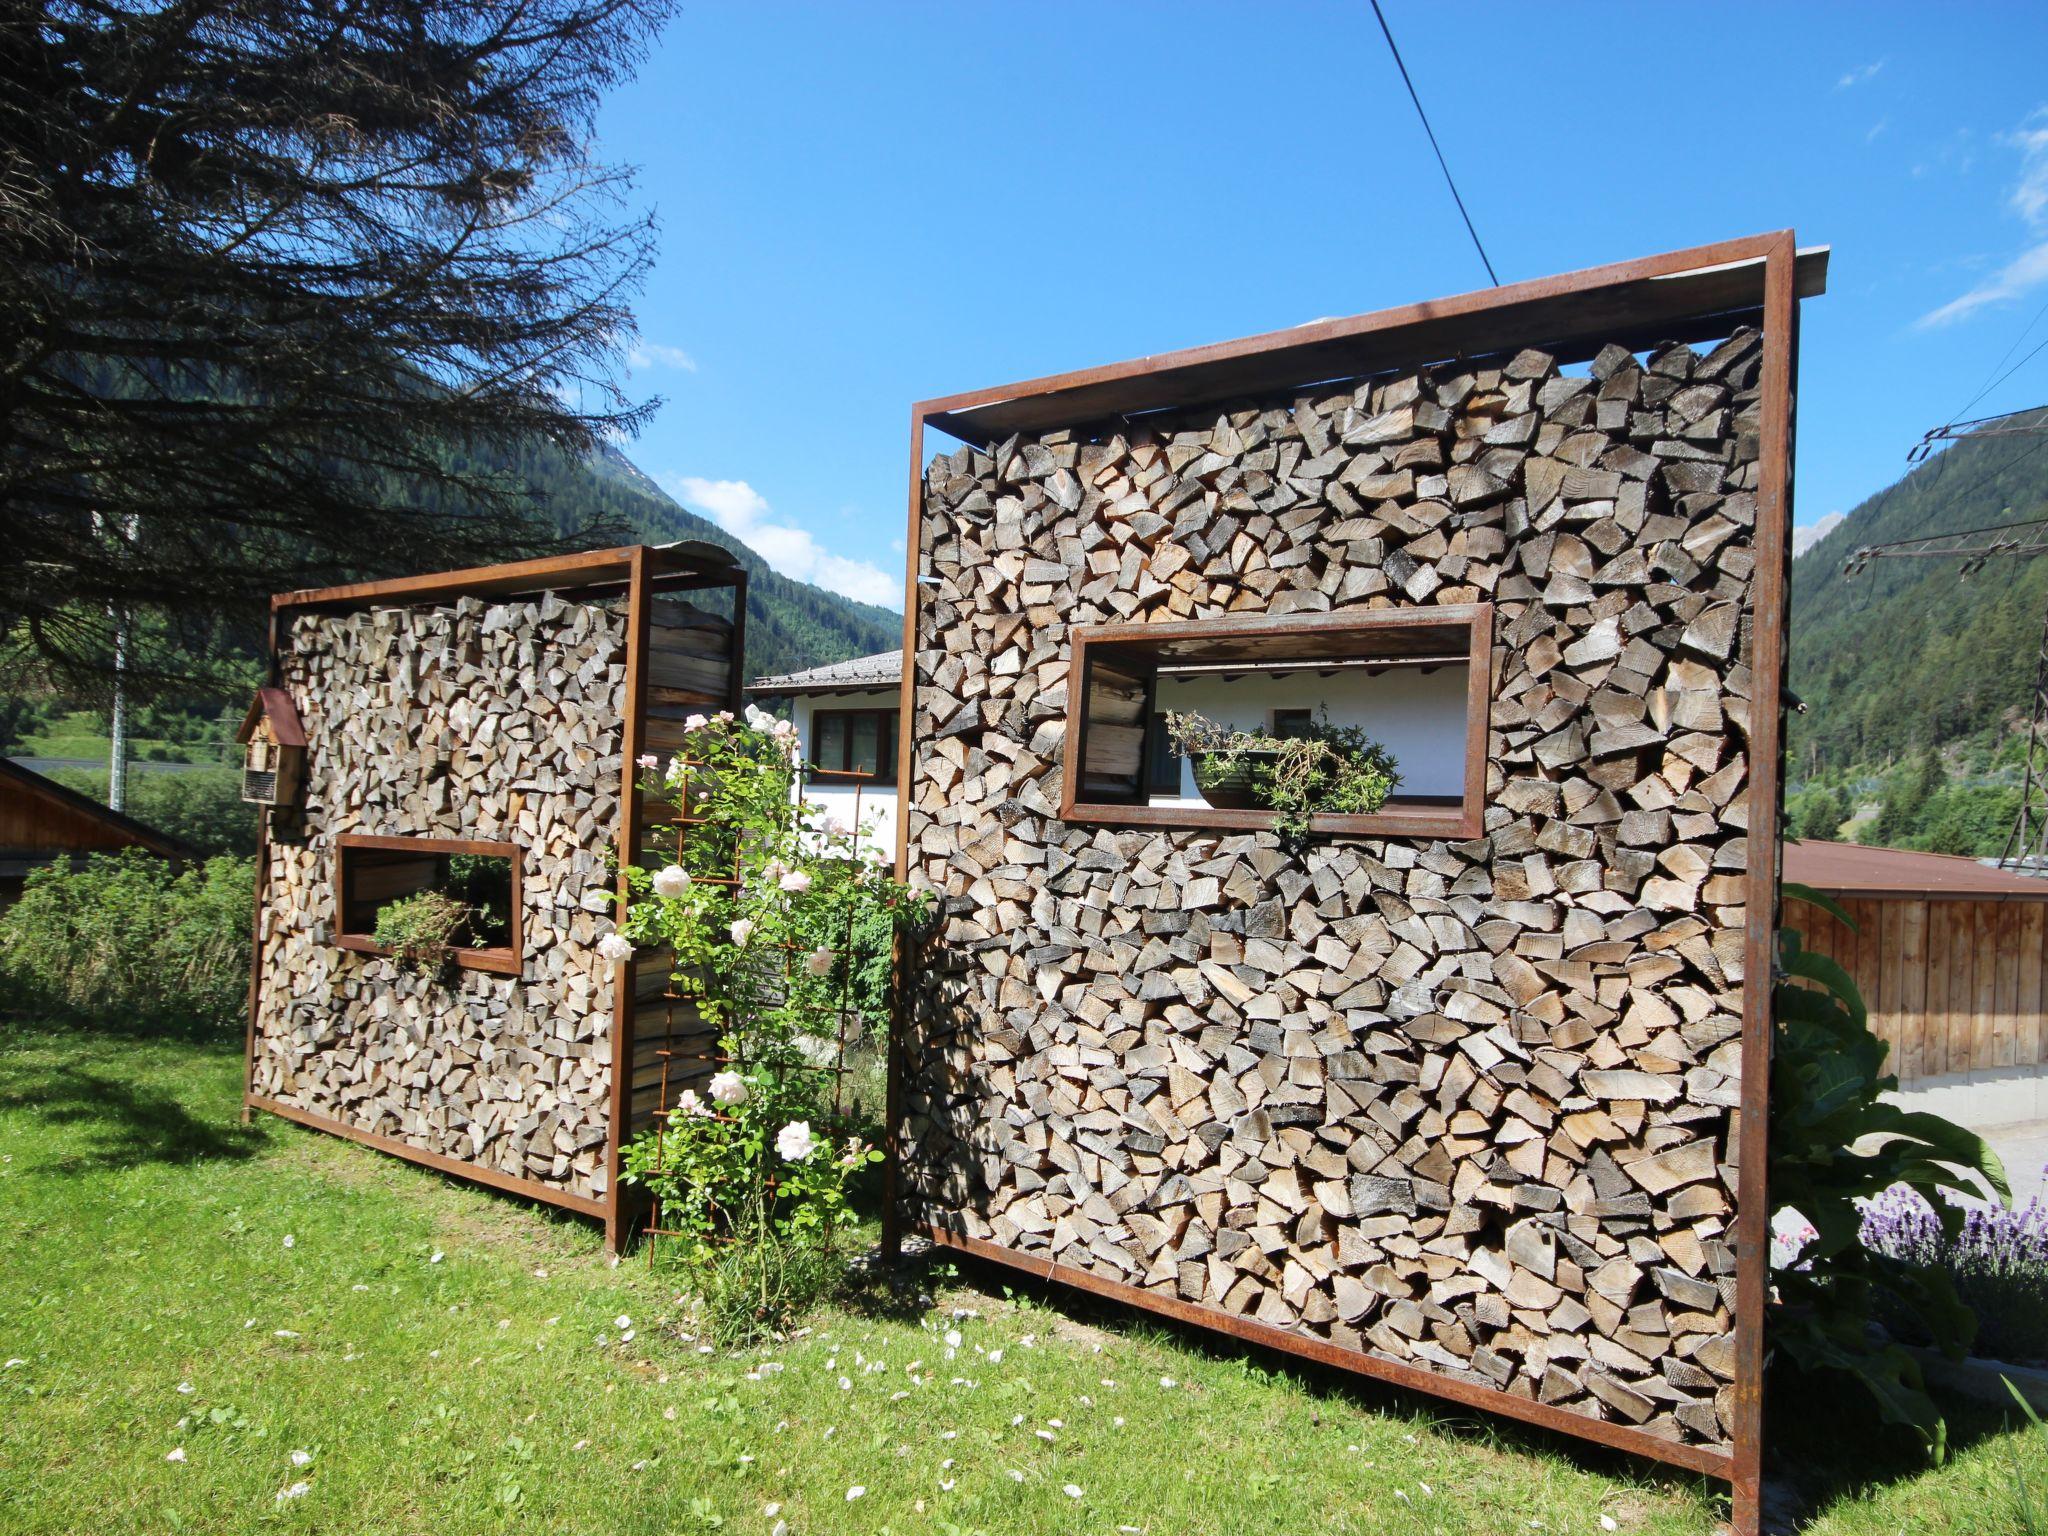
0, 757, 195, 861
237, 687, 306, 748
746, 650, 902, 697
1782, 838, 2048, 901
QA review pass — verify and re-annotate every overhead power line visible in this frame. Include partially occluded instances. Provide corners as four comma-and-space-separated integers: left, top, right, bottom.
1367, 0, 1499, 287
1943, 293, 2048, 430
1909, 402, 2048, 462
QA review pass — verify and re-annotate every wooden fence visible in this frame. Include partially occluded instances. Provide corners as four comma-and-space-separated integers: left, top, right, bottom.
1794, 896, 2048, 1085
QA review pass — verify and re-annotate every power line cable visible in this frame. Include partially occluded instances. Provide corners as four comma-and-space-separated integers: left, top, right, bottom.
1367, 0, 1498, 286
1946, 293, 2048, 428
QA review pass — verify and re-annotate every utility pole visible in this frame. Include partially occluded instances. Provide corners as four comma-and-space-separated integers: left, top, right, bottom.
108, 601, 130, 811
92, 510, 138, 812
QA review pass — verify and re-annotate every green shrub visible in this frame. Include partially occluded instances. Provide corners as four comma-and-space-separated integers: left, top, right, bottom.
0, 850, 253, 1030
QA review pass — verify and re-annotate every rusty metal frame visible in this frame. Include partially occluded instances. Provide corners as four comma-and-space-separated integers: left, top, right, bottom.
245, 543, 749, 1255
888, 232, 1814, 1536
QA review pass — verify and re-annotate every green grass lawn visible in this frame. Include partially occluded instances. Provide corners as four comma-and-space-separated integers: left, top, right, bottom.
1, 1021, 2041, 1535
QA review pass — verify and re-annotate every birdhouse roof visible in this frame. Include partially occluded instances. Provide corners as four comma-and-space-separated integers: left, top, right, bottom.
238, 687, 306, 748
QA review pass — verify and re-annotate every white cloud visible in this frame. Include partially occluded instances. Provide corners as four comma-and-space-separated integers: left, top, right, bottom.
1837, 60, 1885, 90
2007, 108, 2048, 226
626, 342, 698, 373
1918, 240, 2048, 327
664, 475, 901, 609
1918, 108, 2048, 326
1793, 511, 1847, 557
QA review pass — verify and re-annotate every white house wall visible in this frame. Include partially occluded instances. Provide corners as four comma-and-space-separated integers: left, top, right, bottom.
1152, 664, 1468, 802
792, 689, 900, 856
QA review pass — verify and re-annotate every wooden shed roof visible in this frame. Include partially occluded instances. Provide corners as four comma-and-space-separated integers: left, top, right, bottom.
0, 757, 194, 862
1783, 838, 2048, 901
919, 233, 1829, 446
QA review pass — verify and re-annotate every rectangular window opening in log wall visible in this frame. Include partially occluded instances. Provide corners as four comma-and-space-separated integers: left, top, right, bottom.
1061, 606, 1492, 839
809, 707, 896, 783
334, 834, 523, 976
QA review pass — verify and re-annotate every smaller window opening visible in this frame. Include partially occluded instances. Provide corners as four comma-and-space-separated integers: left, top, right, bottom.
335, 835, 521, 975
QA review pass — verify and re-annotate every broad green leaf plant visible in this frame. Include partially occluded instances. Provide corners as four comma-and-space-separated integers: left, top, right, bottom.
1771, 882, 2010, 1461
607, 706, 925, 1326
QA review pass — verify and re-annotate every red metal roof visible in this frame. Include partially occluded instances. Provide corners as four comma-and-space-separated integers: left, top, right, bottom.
237, 687, 307, 748
1782, 838, 2048, 900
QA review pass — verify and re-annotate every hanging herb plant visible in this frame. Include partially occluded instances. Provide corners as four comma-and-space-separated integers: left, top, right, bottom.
371, 889, 477, 972
1164, 709, 1400, 839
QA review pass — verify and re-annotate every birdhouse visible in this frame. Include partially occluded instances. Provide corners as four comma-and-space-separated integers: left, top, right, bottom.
237, 688, 306, 807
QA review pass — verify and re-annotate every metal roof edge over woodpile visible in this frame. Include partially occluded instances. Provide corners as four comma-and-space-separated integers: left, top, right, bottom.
919, 233, 1828, 446
271, 541, 742, 613
1784, 838, 2048, 900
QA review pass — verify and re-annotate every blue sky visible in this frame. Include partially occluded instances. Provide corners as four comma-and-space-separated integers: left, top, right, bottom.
594, 2, 2048, 610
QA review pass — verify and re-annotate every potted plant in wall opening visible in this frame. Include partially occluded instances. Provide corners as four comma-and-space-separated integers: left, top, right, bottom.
1164, 709, 1401, 839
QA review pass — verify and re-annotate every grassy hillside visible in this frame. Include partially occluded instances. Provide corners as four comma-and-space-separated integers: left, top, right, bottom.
1785, 409, 2048, 854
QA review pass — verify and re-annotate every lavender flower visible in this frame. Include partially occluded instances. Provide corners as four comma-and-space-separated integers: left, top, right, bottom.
1861, 1175, 2048, 1365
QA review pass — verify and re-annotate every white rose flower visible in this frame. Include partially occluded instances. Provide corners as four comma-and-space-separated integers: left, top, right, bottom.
597, 932, 634, 963
684, 712, 708, 732
652, 864, 691, 898
778, 869, 812, 894
708, 1071, 748, 1106
776, 1120, 817, 1161
675, 1088, 709, 1118
729, 917, 754, 946
805, 947, 836, 977
744, 704, 774, 732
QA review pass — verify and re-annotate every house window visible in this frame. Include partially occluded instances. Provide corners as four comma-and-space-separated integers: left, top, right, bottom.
1060, 605, 1492, 839
811, 708, 896, 781
334, 834, 522, 976
1146, 712, 1182, 794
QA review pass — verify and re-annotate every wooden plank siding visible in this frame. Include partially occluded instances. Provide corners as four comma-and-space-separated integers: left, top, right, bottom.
1789, 895, 2048, 1084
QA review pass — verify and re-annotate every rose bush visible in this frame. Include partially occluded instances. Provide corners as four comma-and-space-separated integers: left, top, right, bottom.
607, 706, 925, 1337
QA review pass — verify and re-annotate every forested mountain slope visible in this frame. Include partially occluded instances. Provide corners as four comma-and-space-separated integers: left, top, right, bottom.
486, 437, 899, 682
0, 440, 899, 769
1789, 409, 2048, 777
1782, 409, 2048, 854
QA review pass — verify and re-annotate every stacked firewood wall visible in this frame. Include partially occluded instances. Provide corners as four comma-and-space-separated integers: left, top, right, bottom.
899, 329, 1771, 1451
251, 593, 627, 1199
